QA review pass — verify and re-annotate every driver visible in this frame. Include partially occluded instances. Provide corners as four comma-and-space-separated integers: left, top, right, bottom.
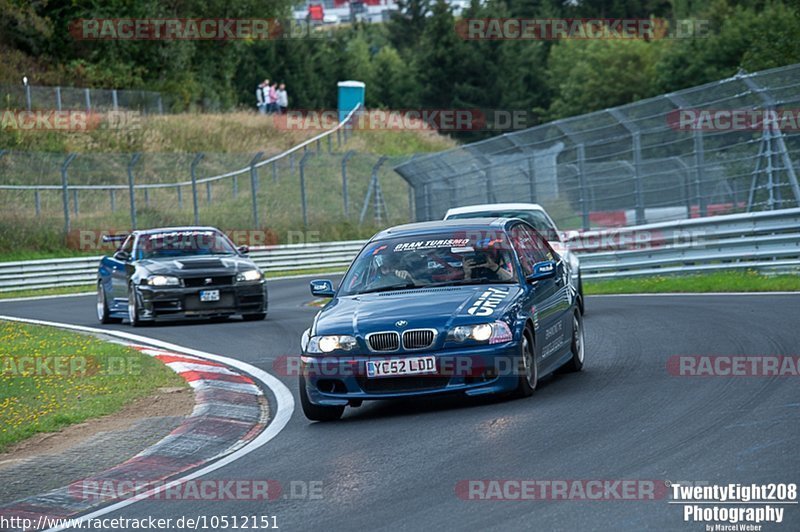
369, 253, 416, 288
463, 250, 514, 281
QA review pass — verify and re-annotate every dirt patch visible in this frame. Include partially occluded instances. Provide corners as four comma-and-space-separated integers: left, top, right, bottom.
0, 386, 194, 469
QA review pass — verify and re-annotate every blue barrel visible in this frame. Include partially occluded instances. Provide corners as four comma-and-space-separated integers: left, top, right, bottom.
338, 81, 365, 123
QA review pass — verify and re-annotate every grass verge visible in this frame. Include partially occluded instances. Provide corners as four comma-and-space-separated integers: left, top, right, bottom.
0, 320, 188, 452
585, 270, 800, 295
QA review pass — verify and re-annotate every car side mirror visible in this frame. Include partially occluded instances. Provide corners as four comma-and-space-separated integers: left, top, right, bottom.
113, 250, 130, 262
310, 279, 335, 298
237, 245, 250, 255
526, 260, 556, 283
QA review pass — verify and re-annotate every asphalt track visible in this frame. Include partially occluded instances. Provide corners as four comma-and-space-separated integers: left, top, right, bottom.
1, 280, 799, 531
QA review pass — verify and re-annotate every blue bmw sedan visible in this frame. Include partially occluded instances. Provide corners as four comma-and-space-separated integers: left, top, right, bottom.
299, 218, 585, 421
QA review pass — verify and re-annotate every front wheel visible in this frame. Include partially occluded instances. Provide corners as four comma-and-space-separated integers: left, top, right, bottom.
512, 330, 537, 398
561, 310, 585, 372
299, 376, 344, 422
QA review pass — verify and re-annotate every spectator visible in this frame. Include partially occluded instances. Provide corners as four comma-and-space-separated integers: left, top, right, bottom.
268, 82, 278, 114
256, 81, 266, 114
277, 83, 288, 114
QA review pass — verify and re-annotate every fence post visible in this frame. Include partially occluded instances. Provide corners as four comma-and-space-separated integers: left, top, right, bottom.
327, 134, 332, 154
35, 189, 41, 217
693, 129, 706, 217
157, 96, 164, 115
485, 166, 495, 203
272, 160, 277, 183
360, 156, 388, 225
60, 153, 77, 234
527, 156, 537, 202
190, 153, 204, 225
233, 175, 238, 199
84, 88, 91, 112
337, 128, 341, 148
72, 189, 79, 215
299, 151, 312, 228
177, 186, 183, 209
341, 150, 355, 217
316, 138, 321, 154
25, 85, 32, 112
110, 189, 116, 212
249, 152, 263, 227
112, 90, 118, 111
632, 131, 645, 224
144, 188, 150, 207
577, 144, 589, 230
206, 181, 212, 204
127, 153, 141, 229
55, 87, 62, 111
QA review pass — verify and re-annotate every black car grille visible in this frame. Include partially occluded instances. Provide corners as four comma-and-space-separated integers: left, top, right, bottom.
183, 275, 234, 287
402, 329, 436, 350
367, 332, 400, 352
357, 375, 450, 394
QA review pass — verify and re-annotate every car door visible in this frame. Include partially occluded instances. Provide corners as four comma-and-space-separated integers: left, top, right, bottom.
511, 223, 571, 375
110, 234, 135, 304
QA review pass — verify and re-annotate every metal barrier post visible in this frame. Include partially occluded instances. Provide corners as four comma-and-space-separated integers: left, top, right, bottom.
341, 150, 355, 217
127, 153, 141, 229
60, 154, 77, 234
55, 87, 62, 111
190, 153, 204, 225
249, 152, 263, 227
577, 144, 590, 230
299, 151, 312, 228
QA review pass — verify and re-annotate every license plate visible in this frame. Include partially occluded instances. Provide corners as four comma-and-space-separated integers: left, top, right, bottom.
199, 289, 220, 302
366, 356, 437, 378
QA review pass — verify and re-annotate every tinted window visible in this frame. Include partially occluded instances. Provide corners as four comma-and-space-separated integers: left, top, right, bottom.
136, 230, 236, 259
340, 231, 517, 295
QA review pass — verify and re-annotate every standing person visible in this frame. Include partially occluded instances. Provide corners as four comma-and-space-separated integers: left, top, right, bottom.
256, 81, 265, 114
261, 79, 270, 114
276, 83, 288, 114
266, 82, 277, 114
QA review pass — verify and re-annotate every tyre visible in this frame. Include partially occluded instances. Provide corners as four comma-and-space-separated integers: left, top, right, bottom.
242, 312, 267, 321
299, 376, 344, 421
128, 284, 144, 327
513, 329, 537, 398
96, 282, 119, 324
561, 310, 585, 373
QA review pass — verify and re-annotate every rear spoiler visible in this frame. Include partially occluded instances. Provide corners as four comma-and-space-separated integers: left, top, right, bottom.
102, 234, 130, 243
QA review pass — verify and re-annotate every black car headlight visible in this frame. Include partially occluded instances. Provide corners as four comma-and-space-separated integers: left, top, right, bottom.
447, 321, 513, 345
144, 275, 181, 287
306, 335, 358, 354
236, 269, 263, 283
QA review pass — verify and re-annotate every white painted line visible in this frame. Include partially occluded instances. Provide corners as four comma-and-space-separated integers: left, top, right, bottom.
588, 291, 800, 297
0, 315, 294, 532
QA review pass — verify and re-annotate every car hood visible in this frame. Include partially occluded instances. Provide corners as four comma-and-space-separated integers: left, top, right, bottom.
313, 284, 522, 336
138, 255, 256, 275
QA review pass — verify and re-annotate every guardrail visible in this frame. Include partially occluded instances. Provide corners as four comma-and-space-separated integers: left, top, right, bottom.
0, 209, 798, 292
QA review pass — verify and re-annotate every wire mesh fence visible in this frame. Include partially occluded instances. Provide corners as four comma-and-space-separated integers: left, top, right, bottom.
394, 64, 800, 230
1, 84, 165, 114
0, 134, 415, 249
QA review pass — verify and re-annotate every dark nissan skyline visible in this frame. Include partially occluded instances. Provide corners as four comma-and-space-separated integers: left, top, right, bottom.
96, 227, 268, 326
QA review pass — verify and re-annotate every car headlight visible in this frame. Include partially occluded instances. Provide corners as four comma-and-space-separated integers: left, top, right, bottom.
306, 335, 358, 354
236, 269, 262, 282
447, 321, 513, 345
144, 275, 181, 287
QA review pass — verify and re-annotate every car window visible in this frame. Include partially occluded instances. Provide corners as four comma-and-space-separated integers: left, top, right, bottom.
339, 232, 516, 296
510, 223, 554, 274
136, 230, 237, 259
120, 235, 134, 254
447, 210, 559, 241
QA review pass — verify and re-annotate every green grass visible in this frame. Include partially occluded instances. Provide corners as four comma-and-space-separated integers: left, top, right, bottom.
585, 270, 800, 295
0, 320, 188, 451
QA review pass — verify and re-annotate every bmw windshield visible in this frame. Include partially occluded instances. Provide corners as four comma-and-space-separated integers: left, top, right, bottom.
339, 232, 518, 296
137, 230, 237, 259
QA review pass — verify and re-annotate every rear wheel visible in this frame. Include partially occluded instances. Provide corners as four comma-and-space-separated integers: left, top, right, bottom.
96, 282, 118, 324
562, 310, 585, 372
299, 376, 344, 422
513, 330, 537, 398
128, 284, 143, 327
